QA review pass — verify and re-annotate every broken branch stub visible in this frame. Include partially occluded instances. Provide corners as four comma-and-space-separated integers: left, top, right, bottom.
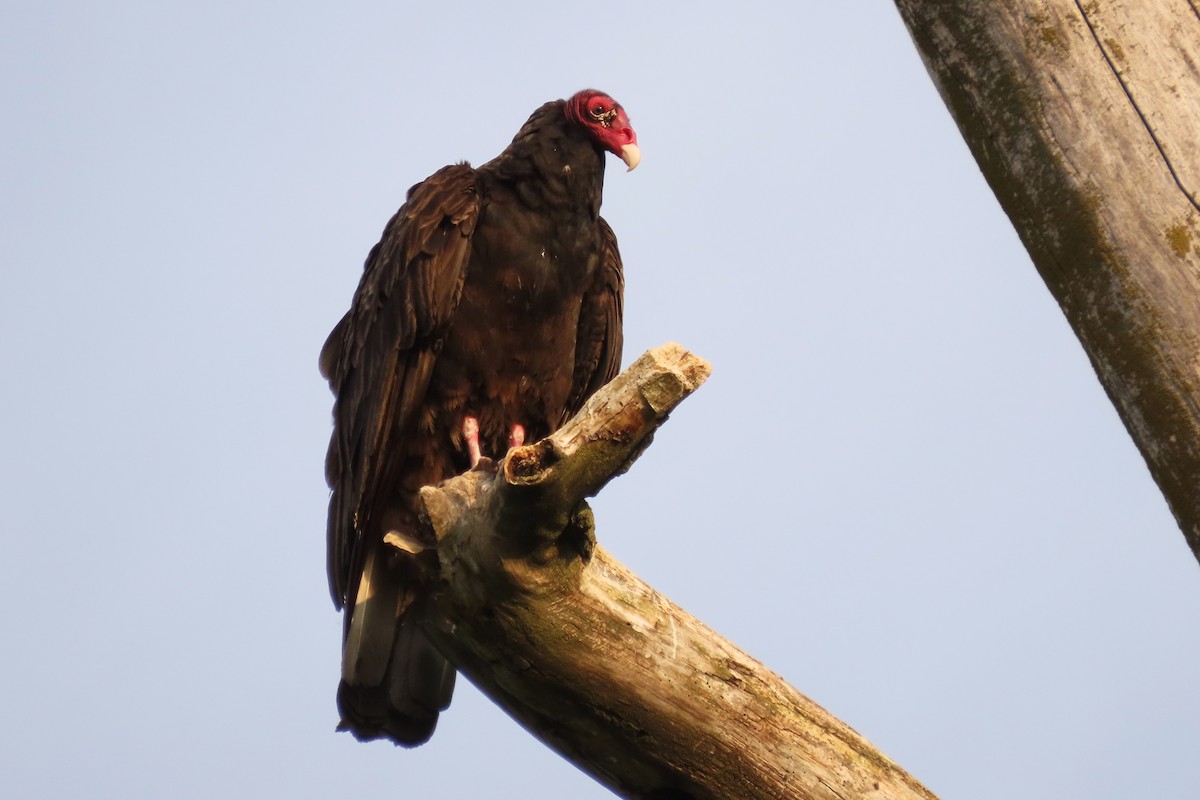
503, 340, 712, 498
417, 342, 711, 603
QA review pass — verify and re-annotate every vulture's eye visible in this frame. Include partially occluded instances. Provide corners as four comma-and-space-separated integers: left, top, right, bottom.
591, 104, 606, 116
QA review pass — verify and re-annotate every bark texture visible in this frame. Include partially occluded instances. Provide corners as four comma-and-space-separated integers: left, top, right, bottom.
893, 1, 1200, 555
408, 344, 938, 800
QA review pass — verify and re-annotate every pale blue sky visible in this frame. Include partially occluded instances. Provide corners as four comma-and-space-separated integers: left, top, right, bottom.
3, 2, 1197, 798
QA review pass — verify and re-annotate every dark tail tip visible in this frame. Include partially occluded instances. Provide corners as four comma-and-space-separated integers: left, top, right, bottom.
336, 680, 439, 747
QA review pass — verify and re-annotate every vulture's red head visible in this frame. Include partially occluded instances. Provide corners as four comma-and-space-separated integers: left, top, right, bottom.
565, 89, 640, 171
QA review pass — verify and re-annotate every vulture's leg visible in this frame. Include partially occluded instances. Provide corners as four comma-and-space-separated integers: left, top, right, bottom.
508, 424, 525, 450
463, 416, 482, 468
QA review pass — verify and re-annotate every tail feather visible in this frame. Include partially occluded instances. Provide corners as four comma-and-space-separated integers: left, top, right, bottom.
342, 546, 398, 686
338, 542, 456, 747
390, 613, 457, 717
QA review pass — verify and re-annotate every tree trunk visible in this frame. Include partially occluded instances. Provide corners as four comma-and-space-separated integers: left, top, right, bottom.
409, 344, 938, 800
892, 1, 1200, 556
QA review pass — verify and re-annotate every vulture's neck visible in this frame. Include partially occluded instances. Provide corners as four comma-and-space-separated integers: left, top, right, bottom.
481, 100, 606, 218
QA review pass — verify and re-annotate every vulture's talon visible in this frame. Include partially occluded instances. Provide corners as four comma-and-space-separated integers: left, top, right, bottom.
508, 423, 526, 450
463, 416, 482, 468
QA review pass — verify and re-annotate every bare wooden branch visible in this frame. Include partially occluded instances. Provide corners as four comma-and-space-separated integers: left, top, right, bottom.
892, 1, 1200, 556
409, 344, 937, 800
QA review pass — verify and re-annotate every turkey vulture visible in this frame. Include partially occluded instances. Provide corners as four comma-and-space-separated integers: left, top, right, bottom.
320, 90, 638, 746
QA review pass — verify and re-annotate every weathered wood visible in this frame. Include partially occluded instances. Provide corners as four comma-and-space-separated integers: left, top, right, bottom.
893, 1, 1200, 555
409, 344, 937, 800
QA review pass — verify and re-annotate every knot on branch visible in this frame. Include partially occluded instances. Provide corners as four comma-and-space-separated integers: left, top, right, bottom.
504, 439, 562, 485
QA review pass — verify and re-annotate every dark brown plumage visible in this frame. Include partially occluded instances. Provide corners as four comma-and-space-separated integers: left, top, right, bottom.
320, 90, 638, 746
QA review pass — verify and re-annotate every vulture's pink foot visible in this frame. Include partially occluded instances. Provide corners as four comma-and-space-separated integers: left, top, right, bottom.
463, 416, 482, 468
508, 424, 526, 450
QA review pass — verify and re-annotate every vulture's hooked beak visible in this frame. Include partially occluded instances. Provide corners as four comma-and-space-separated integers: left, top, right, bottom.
620, 143, 641, 172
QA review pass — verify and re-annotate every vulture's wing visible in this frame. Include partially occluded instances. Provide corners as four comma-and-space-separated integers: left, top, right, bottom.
321, 164, 480, 609
564, 216, 625, 421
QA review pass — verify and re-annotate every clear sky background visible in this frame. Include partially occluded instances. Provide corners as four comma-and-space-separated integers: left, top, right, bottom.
4, 2, 1199, 798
